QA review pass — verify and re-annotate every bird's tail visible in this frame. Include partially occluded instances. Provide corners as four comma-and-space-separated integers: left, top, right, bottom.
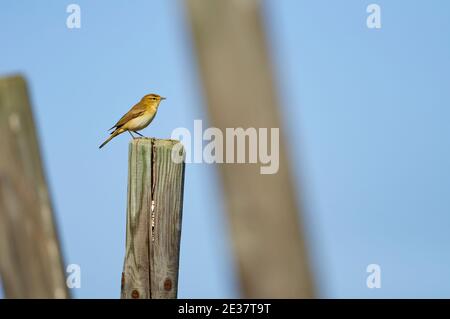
99, 128, 124, 149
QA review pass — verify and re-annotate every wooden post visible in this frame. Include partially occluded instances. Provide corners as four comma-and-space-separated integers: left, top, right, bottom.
121, 138, 185, 299
0, 75, 69, 298
185, 0, 315, 298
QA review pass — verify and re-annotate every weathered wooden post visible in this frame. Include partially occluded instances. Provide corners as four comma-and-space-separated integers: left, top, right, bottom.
121, 138, 185, 299
0, 75, 69, 298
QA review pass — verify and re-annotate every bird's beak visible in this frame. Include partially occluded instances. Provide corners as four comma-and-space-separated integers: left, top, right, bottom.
160, 96, 166, 100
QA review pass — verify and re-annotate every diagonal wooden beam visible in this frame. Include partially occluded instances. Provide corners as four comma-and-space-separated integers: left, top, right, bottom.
185, 0, 314, 298
0, 75, 69, 299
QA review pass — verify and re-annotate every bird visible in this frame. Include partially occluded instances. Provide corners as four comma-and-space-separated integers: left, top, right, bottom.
99, 93, 166, 149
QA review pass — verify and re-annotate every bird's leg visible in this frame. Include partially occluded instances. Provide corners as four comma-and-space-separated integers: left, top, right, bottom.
134, 131, 145, 137
128, 131, 136, 139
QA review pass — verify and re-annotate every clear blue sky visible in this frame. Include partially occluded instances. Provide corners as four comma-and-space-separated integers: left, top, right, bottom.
1, 0, 450, 298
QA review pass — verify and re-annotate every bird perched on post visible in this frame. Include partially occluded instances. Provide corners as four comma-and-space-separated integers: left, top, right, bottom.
99, 93, 166, 148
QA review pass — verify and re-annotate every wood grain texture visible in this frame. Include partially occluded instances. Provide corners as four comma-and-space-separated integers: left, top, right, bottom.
0, 75, 69, 298
121, 139, 152, 299
121, 138, 185, 299
185, 0, 315, 298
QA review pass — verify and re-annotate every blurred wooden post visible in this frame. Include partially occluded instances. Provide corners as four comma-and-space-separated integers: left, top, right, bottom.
121, 138, 185, 299
0, 75, 69, 298
186, 0, 314, 298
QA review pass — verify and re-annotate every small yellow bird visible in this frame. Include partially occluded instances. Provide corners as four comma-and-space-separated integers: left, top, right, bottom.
99, 93, 166, 149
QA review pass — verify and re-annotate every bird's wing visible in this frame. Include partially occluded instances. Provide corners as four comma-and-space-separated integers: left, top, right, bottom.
109, 102, 146, 130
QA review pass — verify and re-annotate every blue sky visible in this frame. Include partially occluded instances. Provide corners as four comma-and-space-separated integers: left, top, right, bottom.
1, 0, 450, 298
